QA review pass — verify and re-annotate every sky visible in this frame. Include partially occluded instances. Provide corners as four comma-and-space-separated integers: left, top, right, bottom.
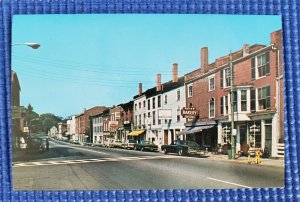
12, 14, 282, 118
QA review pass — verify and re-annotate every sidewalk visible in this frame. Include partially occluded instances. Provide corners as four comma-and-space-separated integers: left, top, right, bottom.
207, 153, 284, 168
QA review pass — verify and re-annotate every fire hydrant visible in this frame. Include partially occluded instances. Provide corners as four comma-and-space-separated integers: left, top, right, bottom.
255, 149, 262, 164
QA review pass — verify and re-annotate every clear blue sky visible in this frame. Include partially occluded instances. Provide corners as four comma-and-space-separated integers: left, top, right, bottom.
12, 14, 281, 118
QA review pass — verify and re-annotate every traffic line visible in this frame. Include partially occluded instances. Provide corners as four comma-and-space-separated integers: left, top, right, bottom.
207, 177, 253, 189
13, 155, 180, 168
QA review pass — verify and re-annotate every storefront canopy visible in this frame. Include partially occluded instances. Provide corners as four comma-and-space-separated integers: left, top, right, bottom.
128, 130, 145, 136
177, 125, 214, 135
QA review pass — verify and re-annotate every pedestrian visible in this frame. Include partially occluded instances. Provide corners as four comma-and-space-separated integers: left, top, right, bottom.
227, 141, 232, 159
46, 138, 49, 151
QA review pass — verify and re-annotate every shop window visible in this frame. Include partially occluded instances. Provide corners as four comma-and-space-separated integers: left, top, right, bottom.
258, 86, 271, 110
249, 121, 261, 148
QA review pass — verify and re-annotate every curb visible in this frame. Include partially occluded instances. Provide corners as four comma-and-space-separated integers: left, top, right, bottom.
207, 156, 284, 168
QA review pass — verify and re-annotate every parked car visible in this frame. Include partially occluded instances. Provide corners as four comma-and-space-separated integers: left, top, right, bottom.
86, 142, 93, 146
103, 138, 114, 148
134, 140, 158, 152
26, 137, 46, 152
161, 140, 204, 156
123, 139, 137, 149
92, 142, 103, 147
72, 140, 80, 145
110, 140, 124, 148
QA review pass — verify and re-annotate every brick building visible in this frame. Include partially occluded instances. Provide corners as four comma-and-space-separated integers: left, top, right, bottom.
184, 30, 283, 157
75, 106, 107, 143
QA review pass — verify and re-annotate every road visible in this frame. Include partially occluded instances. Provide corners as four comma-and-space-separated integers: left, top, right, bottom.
13, 139, 284, 190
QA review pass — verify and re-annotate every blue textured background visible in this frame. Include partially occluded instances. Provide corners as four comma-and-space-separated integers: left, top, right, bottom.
0, 0, 299, 201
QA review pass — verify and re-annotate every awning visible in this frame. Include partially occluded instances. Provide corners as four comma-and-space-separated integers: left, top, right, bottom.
128, 130, 145, 136
177, 125, 214, 135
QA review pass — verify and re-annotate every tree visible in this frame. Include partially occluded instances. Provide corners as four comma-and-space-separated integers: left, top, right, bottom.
39, 113, 63, 133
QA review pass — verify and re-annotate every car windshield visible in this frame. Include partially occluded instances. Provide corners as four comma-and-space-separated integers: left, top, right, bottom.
142, 141, 150, 144
184, 141, 200, 147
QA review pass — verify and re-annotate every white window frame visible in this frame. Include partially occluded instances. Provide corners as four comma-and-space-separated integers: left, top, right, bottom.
187, 84, 193, 98
223, 68, 231, 88
208, 74, 215, 91
256, 53, 270, 79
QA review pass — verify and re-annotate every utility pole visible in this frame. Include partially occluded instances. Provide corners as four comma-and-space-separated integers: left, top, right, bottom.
229, 52, 235, 157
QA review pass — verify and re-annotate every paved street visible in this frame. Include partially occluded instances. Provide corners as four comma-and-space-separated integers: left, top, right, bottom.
13, 139, 284, 190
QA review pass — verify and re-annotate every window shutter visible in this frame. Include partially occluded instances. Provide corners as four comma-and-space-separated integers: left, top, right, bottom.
251, 57, 256, 80
220, 96, 224, 115
251, 89, 256, 112
220, 70, 223, 88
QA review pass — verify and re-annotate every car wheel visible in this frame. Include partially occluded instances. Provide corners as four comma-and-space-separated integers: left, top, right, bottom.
163, 148, 168, 154
141, 147, 144, 152
177, 148, 183, 156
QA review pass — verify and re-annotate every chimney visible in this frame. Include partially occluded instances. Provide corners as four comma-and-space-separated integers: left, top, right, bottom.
201, 47, 208, 73
138, 83, 142, 96
156, 73, 161, 91
172, 63, 178, 83
271, 30, 282, 47
243, 44, 250, 56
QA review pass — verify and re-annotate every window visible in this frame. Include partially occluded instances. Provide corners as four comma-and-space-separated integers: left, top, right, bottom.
152, 111, 156, 125
225, 96, 228, 115
143, 100, 146, 108
233, 92, 237, 112
224, 68, 231, 87
143, 113, 146, 125
177, 90, 180, 101
165, 119, 168, 124
258, 86, 271, 110
139, 102, 141, 109
158, 95, 161, 108
220, 97, 224, 115
134, 115, 137, 126
188, 84, 193, 97
158, 119, 161, 125
139, 115, 141, 126
148, 99, 150, 110
209, 76, 215, 91
209, 97, 215, 118
241, 90, 247, 111
251, 52, 270, 79
152, 97, 155, 109
177, 107, 181, 122
177, 115, 180, 122
148, 112, 150, 118
164, 95, 168, 104
135, 104, 137, 110
251, 89, 256, 111
257, 53, 270, 78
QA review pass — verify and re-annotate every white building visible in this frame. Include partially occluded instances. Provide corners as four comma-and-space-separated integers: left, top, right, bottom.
48, 126, 58, 138
66, 116, 76, 141
92, 113, 103, 143
145, 64, 186, 147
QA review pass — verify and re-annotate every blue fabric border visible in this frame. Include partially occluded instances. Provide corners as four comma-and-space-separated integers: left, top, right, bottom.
1, 0, 299, 201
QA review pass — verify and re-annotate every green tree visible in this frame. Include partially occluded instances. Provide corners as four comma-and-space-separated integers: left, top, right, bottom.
39, 113, 62, 133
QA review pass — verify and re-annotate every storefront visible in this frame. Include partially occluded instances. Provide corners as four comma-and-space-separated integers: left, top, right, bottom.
127, 129, 145, 142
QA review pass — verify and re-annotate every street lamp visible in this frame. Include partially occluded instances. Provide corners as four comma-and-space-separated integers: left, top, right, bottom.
12, 42, 40, 49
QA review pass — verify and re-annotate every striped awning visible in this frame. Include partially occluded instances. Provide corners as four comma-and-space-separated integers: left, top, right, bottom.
177, 125, 214, 135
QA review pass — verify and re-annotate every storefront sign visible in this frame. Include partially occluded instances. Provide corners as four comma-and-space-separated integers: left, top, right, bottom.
124, 120, 130, 125
181, 107, 199, 119
109, 121, 118, 128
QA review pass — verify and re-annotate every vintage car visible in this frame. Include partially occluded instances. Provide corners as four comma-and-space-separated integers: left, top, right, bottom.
26, 137, 46, 152
103, 138, 114, 148
161, 140, 204, 156
110, 140, 125, 148
123, 139, 138, 149
134, 140, 158, 152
